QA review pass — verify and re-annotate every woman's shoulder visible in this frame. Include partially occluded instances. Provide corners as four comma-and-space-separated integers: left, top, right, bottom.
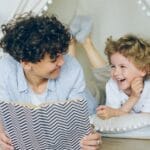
0, 53, 17, 65
62, 54, 83, 73
0, 53, 18, 73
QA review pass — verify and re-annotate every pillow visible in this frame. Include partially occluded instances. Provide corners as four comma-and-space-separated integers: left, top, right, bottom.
89, 114, 150, 139
0, 99, 91, 150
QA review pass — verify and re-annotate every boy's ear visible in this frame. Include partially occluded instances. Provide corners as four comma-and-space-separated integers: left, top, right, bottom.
140, 69, 146, 77
20, 61, 32, 70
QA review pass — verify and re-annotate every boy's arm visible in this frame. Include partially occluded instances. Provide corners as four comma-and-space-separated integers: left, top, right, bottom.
97, 96, 141, 119
119, 96, 140, 113
97, 78, 143, 119
120, 77, 144, 113
97, 105, 127, 119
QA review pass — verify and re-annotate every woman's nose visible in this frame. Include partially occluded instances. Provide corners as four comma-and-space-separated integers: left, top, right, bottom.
57, 55, 64, 66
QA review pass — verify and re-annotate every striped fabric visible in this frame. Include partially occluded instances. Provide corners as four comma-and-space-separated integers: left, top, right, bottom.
0, 99, 91, 150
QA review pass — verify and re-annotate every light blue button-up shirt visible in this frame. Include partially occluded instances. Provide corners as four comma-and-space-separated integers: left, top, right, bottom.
0, 54, 97, 114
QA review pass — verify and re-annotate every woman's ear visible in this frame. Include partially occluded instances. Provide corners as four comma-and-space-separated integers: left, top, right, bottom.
20, 61, 32, 71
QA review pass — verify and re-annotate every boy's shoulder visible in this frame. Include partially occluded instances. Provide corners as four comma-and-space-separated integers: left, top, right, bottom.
144, 78, 150, 87
106, 78, 118, 88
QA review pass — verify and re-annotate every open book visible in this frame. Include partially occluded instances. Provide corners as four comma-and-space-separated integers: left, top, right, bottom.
0, 99, 91, 150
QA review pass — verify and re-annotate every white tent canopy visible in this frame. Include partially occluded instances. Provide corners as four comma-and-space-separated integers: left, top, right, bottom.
0, 0, 53, 54
0, 0, 52, 24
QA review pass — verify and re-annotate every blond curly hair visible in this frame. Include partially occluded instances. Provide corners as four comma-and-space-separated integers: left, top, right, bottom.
105, 34, 150, 76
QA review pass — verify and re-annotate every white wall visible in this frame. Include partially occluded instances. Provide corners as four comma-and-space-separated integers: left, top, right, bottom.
47, 0, 150, 59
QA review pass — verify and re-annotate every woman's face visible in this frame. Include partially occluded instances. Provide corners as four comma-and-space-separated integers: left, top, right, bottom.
22, 53, 65, 80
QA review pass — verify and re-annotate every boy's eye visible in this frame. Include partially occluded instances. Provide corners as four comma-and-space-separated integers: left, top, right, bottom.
120, 65, 126, 68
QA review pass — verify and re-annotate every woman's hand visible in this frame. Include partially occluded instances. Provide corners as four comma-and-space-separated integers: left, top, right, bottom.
0, 125, 14, 150
80, 132, 102, 150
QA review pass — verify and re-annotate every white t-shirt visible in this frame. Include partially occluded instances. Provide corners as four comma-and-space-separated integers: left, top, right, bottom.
106, 78, 150, 113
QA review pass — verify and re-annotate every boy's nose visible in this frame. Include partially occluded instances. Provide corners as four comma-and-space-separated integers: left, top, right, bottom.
113, 68, 121, 76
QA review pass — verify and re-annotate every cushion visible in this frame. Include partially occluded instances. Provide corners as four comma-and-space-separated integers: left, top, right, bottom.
0, 99, 91, 150
90, 113, 150, 139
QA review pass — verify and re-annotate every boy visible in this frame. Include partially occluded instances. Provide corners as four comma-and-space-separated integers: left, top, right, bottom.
97, 34, 150, 119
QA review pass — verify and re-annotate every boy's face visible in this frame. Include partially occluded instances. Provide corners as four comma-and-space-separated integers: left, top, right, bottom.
23, 53, 65, 80
110, 52, 145, 92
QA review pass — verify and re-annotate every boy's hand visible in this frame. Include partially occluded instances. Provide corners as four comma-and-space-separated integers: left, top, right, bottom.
96, 105, 115, 119
131, 77, 144, 98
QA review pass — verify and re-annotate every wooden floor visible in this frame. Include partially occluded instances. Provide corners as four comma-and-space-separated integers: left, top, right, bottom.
101, 137, 150, 150
0, 137, 149, 150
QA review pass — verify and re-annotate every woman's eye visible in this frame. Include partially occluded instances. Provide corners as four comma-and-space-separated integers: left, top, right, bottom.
50, 57, 57, 63
50, 60, 56, 63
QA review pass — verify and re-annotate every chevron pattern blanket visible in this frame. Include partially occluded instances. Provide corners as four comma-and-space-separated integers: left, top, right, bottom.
0, 99, 90, 150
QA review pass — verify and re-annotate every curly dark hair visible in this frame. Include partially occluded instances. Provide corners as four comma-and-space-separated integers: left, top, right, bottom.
0, 14, 71, 63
